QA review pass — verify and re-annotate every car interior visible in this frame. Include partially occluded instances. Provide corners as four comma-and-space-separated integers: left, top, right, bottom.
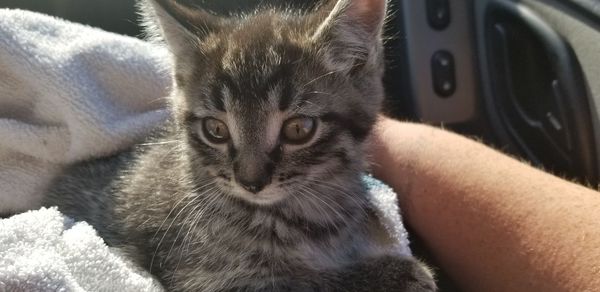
2, 0, 598, 291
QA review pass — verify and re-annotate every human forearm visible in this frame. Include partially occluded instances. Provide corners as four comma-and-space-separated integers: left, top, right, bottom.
369, 117, 600, 292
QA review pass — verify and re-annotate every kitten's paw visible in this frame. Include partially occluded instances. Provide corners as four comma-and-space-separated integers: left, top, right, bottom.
338, 255, 437, 292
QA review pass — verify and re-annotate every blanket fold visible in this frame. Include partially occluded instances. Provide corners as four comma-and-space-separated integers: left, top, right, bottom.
0, 9, 171, 214
0, 207, 164, 292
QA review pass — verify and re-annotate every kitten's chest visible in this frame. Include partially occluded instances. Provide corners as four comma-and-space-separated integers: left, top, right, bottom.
186, 209, 369, 272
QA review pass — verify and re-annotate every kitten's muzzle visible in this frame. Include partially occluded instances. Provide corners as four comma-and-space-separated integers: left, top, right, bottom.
233, 154, 274, 194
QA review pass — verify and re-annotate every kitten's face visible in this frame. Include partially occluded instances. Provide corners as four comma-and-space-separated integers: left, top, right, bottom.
144, 0, 386, 205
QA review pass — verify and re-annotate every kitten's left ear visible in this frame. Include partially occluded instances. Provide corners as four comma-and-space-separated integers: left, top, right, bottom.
312, 0, 387, 74
139, 0, 223, 57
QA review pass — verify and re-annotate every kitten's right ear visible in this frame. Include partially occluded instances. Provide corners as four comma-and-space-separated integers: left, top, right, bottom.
311, 0, 387, 75
139, 0, 222, 55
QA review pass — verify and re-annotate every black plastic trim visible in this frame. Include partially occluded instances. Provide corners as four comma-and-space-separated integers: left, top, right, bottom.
479, 0, 598, 184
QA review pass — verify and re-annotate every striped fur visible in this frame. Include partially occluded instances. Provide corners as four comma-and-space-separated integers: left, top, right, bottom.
45, 0, 436, 291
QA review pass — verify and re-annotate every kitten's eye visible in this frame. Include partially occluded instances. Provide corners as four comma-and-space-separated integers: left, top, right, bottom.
282, 117, 316, 144
202, 118, 230, 144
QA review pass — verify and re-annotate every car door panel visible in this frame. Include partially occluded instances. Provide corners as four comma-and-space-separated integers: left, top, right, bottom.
387, 0, 599, 187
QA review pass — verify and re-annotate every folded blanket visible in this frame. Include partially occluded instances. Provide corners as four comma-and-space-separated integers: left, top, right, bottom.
0, 9, 171, 214
0, 8, 411, 292
0, 207, 164, 292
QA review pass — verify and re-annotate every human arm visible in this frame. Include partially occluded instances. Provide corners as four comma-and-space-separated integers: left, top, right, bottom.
369, 116, 600, 292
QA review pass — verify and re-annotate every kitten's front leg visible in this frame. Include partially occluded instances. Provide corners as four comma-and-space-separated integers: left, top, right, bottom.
336, 255, 437, 292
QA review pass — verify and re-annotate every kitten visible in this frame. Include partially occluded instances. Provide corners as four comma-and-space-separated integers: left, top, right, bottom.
44, 0, 436, 291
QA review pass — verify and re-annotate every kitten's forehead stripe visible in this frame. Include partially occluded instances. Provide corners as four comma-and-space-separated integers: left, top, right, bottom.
209, 84, 226, 112
210, 19, 307, 112
210, 72, 238, 112
263, 60, 301, 112
279, 84, 295, 111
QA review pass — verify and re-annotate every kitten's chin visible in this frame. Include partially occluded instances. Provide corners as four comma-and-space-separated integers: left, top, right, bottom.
231, 186, 287, 206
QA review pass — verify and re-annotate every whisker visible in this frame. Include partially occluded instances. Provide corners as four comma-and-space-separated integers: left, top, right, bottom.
166, 185, 218, 260
302, 185, 348, 222
296, 186, 343, 232
169, 185, 220, 284
298, 70, 340, 89
150, 181, 217, 272
140, 140, 179, 146
302, 178, 369, 219
148, 192, 190, 271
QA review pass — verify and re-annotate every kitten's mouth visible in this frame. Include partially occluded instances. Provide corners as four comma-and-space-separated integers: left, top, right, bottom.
232, 185, 286, 206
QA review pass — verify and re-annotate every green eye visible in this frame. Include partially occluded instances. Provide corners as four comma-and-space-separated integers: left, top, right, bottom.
282, 117, 316, 144
203, 118, 230, 144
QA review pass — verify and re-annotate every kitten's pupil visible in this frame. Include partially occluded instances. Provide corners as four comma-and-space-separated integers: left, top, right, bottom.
283, 117, 315, 144
203, 118, 230, 143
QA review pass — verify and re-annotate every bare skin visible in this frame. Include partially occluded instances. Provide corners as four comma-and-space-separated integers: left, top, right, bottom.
369, 116, 600, 292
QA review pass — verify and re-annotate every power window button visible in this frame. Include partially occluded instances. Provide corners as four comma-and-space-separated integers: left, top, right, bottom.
432, 51, 456, 98
426, 0, 451, 30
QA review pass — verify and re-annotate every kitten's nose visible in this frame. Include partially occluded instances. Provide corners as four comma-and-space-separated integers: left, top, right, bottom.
233, 158, 274, 194
237, 176, 271, 194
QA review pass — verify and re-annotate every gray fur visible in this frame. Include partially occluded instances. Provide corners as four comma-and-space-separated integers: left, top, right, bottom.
44, 0, 436, 291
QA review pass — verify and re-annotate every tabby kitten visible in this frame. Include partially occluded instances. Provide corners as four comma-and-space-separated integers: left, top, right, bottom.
44, 0, 436, 291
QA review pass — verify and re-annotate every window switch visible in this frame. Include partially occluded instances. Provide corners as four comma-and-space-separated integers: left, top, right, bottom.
426, 0, 451, 30
432, 51, 456, 97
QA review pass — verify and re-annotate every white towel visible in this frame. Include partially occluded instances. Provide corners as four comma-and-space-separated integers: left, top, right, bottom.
0, 9, 172, 214
0, 207, 164, 292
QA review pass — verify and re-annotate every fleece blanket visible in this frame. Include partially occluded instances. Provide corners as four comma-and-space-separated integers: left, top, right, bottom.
0, 9, 411, 292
